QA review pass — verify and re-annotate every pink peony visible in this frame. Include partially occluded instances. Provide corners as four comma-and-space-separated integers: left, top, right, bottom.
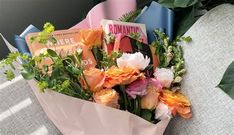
126, 78, 162, 99
126, 79, 148, 99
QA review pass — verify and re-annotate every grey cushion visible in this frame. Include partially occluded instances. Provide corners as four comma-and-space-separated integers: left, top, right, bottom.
0, 68, 61, 134
165, 4, 234, 135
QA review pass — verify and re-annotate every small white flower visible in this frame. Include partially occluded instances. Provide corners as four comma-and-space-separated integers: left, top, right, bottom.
76, 48, 83, 55
155, 102, 172, 120
154, 68, 174, 88
39, 48, 48, 55
116, 52, 150, 70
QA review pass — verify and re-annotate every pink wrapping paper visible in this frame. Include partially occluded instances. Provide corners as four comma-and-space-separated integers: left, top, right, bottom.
71, 0, 137, 29
28, 80, 170, 135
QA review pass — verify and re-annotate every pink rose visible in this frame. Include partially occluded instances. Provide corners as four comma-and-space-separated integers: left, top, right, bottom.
155, 102, 172, 120
140, 78, 162, 109
154, 68, 174, 88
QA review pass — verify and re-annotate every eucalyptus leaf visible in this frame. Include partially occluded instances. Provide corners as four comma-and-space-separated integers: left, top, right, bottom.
217, 61, 234, 99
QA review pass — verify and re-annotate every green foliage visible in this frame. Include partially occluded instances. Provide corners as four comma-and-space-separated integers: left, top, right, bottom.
21, 64, 35, 80
151, 29, 192, 85
201, 0, 234, 10
100, 51, 122, 69
30, 22, 57, 44
104, 33, 116, 44
0, 48, 91, 100
129, 32, 141, 40
157, 0, 198, 8
133, 96, 141, 116
37, 81, 49, 92
92, 46, 103, 68
137, 0, 234, 37
4, 70, 15, 81
119, 10, 141, 22
181, 36, 192, 43
218, 61, 234, 99
141, 109, 152, 121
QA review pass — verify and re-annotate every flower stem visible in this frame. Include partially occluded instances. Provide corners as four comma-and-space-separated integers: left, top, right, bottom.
81, 71, 91, 92
120, 85, 128, 110
136, 96, 141, 116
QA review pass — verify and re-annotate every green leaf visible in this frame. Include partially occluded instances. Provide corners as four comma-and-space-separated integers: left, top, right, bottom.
158, 0, 198, 8
48, 36, 57, 44
21, 65, 35, 80
47, 49, 58, 57
37, 81, 49, 92
181, 36, 192, 43
140, 109, 152, 122
4, 70, 15, 81
51, 67, 60, 80
119, 10, 141, 22
174, 6, 197, 36
92, 46, 103, 68
217, 61, 234, 99
30, 22, 56, 45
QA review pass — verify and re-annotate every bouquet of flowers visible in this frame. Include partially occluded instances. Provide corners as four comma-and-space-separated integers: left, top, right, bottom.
0, 0, 193, 134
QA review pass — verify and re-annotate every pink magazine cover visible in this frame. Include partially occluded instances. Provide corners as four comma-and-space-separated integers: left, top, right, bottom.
101, 19, 148, 44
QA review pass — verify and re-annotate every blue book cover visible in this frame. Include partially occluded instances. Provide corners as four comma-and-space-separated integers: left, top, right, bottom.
135, 1, 174, 43
14, 24, 40, 56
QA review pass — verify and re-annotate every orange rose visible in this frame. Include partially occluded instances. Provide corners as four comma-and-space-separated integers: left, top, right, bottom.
141, 85, 160, 110
78, 28, 103, 49
80, 68, 105, 92
93, 89, 119, 108
159, 89, 192, 119
103, 66, 145, 88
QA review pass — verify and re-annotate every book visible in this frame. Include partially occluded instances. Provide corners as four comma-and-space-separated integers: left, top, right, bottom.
25, 29, 103, 69
14, 24, 40, 57
135, 1, 174, 42
101, 19, 148, 44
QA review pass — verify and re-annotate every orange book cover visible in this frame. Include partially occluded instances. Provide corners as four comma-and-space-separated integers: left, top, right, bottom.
25, 29, 102, 69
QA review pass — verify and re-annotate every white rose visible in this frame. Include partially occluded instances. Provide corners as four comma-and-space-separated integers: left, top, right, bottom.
116, 52, 150, 70
154, 68, 174, 88
155, 102, 172, 120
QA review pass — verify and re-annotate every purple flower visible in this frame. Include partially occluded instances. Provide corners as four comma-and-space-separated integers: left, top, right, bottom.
126, 79, 148, 99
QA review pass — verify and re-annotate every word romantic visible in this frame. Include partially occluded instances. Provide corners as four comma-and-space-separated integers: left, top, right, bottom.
108, 24, 140, 35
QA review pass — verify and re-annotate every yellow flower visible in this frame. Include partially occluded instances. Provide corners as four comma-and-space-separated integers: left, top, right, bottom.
80, 68, 105, 92
93, 89, 119, 108
159, 89, 192, 119
141, 85, 160, 110
103, 66, 145, 88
